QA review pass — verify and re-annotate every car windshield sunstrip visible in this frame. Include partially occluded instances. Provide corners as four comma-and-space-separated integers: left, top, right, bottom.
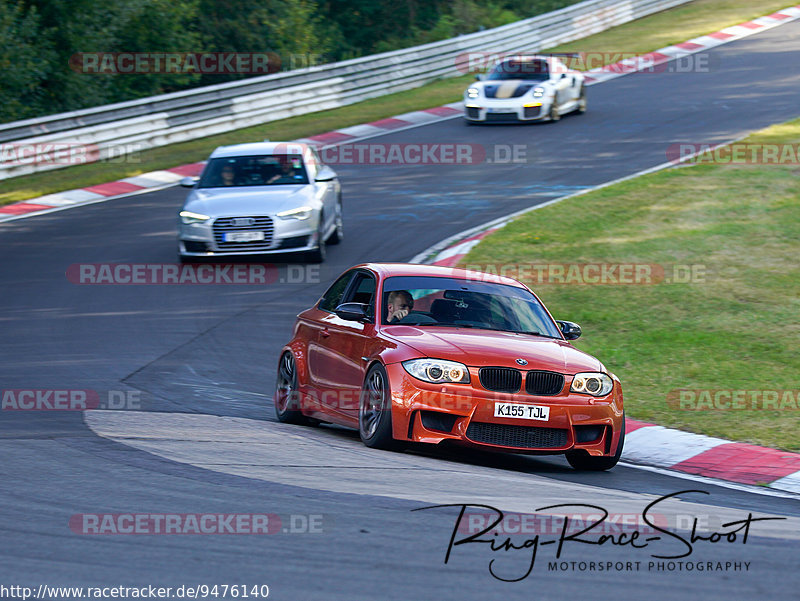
198, 154, 310, 188
382, 275, 562, 338
486, 59, 550, 81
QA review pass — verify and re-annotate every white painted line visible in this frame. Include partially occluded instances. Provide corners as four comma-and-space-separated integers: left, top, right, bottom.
619, 462, 800, 499
690, 35, 725, 48
769, 471, 800, 494
334, 123, 389, 138
310, 112, 463, 150
719, 25, 755, 36
622, 426, 729, 466
120, 170, 184, 187
656, 46, 690, 57
410, 134, 750, 264
753, 16, 781, 26
391, 111, 442, 124
30, 195, 79, 207
292, 138, 323, 147
574, 9, 800, 87
432, 238, 483, 262
0, 181, 182, 224
54, 189, 106, 202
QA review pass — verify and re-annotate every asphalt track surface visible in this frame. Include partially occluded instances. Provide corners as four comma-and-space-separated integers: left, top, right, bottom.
2, 21, 800, 601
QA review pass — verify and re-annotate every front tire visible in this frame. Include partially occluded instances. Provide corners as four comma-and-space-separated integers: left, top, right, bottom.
327, 199, 343, 245
274, 352, 310, 424
576, 86, 587, 114
549, 100, 561, 122
566, 415, 625, 471
359, 364, 398, 449
305, 214, 327, 263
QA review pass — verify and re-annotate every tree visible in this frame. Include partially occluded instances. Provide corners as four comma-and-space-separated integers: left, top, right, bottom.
0, 1, 52, 122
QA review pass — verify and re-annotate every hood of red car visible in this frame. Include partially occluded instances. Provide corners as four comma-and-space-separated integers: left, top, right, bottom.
383, 326, 603, 373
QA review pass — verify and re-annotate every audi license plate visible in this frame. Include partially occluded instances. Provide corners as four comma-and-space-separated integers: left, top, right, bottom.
494, 402, 549, 421
224, 231, 264, 243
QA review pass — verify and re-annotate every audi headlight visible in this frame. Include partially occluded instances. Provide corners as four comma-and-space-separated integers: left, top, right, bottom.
466, 87, 480, 99
531, 86, 545, 98
277, 206, 313, 220
570, 372, 613, 396
179, 210, 211, 225
402, 358, 470, 384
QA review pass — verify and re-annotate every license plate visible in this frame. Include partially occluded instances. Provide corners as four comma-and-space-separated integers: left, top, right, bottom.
494, 402, 550, 421
224, 231, 264, 242
487, 108, 515, 114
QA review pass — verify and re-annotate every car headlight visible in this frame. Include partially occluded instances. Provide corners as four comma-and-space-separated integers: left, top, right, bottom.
570, 372, 614, 396
531, 86, 545, 98
277, 206, 313, 220
466, 87, 480, 99
402, 358, 470, 384
179, 210, 211, 225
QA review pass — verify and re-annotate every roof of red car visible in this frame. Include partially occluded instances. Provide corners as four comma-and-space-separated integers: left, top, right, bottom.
354, 263, 527, 288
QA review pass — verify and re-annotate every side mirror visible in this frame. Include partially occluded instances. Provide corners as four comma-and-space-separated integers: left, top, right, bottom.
560, 73, 568, 79
315, 166, 337, 182
334, 302, 370, 322
180, 176, 198, 188
474, 74, 484, 81
557, 320, 581, 340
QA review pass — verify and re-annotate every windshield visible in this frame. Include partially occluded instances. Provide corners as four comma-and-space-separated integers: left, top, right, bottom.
382, 276, 562, 338
198, 154, 309, 188
486, 59, 549, 81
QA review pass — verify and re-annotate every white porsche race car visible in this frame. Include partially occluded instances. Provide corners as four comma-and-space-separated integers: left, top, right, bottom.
464, 55, 586, 123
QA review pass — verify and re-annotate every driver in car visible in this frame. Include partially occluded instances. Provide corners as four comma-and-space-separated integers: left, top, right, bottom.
220, 163, 237, 186
267, 160, 299, 184
386, 290, 414, 323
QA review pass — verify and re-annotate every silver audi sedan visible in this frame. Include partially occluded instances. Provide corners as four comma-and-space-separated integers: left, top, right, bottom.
177, 142, 342, 262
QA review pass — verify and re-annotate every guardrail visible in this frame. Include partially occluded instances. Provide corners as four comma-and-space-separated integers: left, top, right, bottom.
0, 0, 692, 181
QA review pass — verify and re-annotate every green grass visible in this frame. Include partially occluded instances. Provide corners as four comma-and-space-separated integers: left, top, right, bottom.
461, 118, 800, 451
0, 0, 793, 205
547, 0, 793, 57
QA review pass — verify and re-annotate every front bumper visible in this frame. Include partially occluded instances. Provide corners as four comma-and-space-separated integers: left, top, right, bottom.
178, 214, 319, 257
464, 101, 546, 122
385, 363, 624, 456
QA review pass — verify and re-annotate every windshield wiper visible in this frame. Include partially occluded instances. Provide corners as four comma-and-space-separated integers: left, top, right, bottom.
520, 331, 562, 339
399, 322, 475, 328
478, 327, 561, 339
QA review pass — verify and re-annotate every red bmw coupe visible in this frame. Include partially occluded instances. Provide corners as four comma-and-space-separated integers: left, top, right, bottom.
275, 263, 624, 470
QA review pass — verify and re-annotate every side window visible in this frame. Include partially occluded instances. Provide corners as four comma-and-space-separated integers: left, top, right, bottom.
318, 271, 354, 312
345, 272, 376, 307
